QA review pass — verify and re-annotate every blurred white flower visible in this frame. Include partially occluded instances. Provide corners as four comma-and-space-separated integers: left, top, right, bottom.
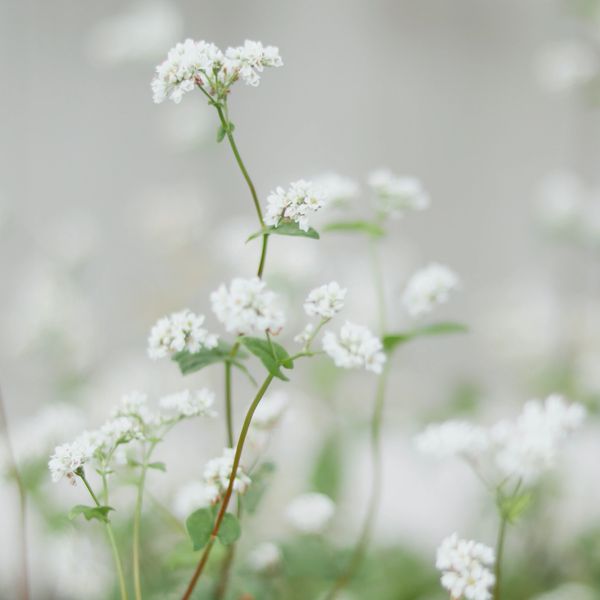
211, 277, 284, 335
86, 0, 183, 65
203, 448, 251, 503
323, 322, 386, 374
172, 481, 212, 519
436, 533, 495, 600
111, 390, 158, 427
402, 263, 460, 318
368, 169, 429, 218
247, 542, 282, 573
294, 323, 315, 345
252, 391, 289, 431
48, 439, 93, 484
416, 421, 489, 460
303, 281, 347, 319
313, 173, 360, 206
159, 389, 217, 419
535, 40, 598, 93
286, 492, 335, 534
264, 180, 326, 232
534, 171, 585, 234
148, 309, 218, 359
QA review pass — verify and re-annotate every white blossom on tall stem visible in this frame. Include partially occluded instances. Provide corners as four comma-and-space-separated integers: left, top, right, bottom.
159, 389, 217, 420
322, 321, 386, 374
210, 277, 284, 335
416, 421, 489, 461
147, 309, 218, 359
402, 263, 460, 318
285, 492, 335, 534
303, 282, 347, 319
368, 169, 430, 218
48, 439, 94, 484
202, 448, 251, 504
264, 180, 326, 232
436, 533, 495, 600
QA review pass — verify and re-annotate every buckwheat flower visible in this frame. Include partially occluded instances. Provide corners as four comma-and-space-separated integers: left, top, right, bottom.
148, 308, 218, 359
322, 322, 386, 374
436, 533, 495, 600
111, 390, 160, 429
416, 421, 489, 461
304, 282, 347, 319
264, 180, 326, 232
225, 40, 283, 87
159, 388, 217, 419
210, 277, 284, 335
491, 395, 586, 483
402, 263, 460, 318
203, 448, 251, 504
252, 391, 289, 431
285, 492, 335, 534
247, 542, 282, 573
368, 169, 429, 217
172, 481, 212, 519
294, 323, 314, 345
313, 173, 359, 206
48, 439, 94, 484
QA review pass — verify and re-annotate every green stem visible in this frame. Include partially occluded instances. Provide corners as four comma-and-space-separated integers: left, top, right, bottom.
224, 362, 235, 447
181, 374, 275, 600
79, 472, 129, 600
494, 516, 508, 600
369, 238, 386, 334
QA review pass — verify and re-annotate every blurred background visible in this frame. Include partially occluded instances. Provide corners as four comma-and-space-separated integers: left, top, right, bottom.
2, 0, 600, 598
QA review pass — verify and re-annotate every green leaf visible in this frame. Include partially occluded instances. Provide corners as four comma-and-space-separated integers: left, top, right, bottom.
323, 220, 385, 238
243, 461, 276, 514
148, 462, 166, 472
247, 221, 320, 242
217, 512, 241, 546
499, 492, 532, 524
216, 124, 226, 143
186, 507, 215, 551
69, 505, 114, 523
310, 432, 343, 501
383, 322, 468, 354
240, 337, 293, 381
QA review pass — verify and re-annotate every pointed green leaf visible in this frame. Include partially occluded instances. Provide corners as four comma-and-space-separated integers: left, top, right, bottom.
323, 220, 385, 238
69, 505, 114, 523
148, 462, 167, 472
247, 221, 320, 242
240, 337, 293, 381
499, 492, 532, 524
216, 124, 226, 143
217, 512, 241, 546
186, 507, 215, 551
383, 322, 468, 354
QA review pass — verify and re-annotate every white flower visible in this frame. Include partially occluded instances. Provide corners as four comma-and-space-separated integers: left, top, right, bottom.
148, 309, 218, 359
159, 389, 217, 419
172, 481, 212, 519
322, 322, 386, 374
285, 492, 335, 534
48, 439, 93, 484
313, 173, 359, 206
491, 395, 586, 483
436, 533, 495, 600
203, 448, 251, 503
111, 390, 160, 429
252, 391, 289, 430
294, 323, 314, 345
416, 421, 489, 460
303, 282, 347, 319
247, 542, 282, 573
264, 180, 326, 232
210, 277, 284, 335
368, 169, 429, 217
402, 263, 460, 318
225, 40, 283, 87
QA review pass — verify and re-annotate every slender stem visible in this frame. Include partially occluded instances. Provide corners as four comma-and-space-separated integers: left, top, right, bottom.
213, 543, 236, 599
0, 388, 29, 600
224, 363, 235, 448
79, 471, 129, 600
494, 515, 508, 600
181, 374, 275, 600
369, 239, 386, 334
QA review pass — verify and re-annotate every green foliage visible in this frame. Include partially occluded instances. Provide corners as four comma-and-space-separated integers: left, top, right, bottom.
148, 461, 166, 472
498, 491, 533, 524
186, 507, 215, 551
68, 504, 114, 523
383, 321, 468, 353
311, 432, 343, 501
216, 121, 235, 142
323, 219, 385, 238
240, 336, 294, 381
243, 461, 276, 513
247, 221, 320, 241
218, 512, 241, 546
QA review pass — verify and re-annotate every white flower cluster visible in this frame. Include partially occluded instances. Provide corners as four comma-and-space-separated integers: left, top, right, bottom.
159, 388, 216, 419
264, 180, 326, 232
152, 38, 282, 104
436, 533, 495, 600
303, 281, 347, 319
402, 263, 460, 318
285, 492, 335, 534
417, 395, 586, 484
202, 447, 251, 504
247, 542, 282, 573
313, 173, 359, 206
368, 169, 430, 218
48, 438, 93, 484
148, 308, 218, 359
211, 277, 284, 335
322, 321, 386, 374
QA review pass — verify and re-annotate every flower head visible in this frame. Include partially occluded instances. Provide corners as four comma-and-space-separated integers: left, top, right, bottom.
402, 263, 460, 318
303, 281, 346, 319
285, 492, 335, 534
148, 309, 218, 359
202, 448, 251, 503
264, 180, 326, 232
416, 421, 489, 460
48, 439, 94, 484
210, 277, 284, 335
322, 321, 386, 374
159, 389, 217, 420
436, 533, 495, 600
368, 169, 429, 217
